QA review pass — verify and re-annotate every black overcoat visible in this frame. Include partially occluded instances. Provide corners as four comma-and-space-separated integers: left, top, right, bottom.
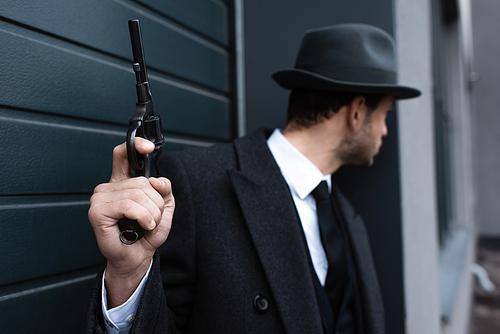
83, 129, 384, 334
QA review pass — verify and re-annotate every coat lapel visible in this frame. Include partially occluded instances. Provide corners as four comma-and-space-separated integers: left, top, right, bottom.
333, 184, 384, 333
227, 129, 323, 333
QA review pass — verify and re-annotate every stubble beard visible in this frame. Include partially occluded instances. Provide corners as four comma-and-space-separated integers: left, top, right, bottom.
337, 117, 378, 168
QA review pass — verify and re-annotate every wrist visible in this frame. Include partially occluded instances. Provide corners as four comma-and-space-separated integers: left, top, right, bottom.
105, 257, 152, 308
106, 255, 152, 278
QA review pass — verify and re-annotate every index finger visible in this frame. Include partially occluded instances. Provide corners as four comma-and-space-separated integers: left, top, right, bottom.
110, 138, 155, 183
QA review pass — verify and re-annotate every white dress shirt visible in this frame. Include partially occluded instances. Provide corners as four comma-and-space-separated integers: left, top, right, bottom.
102, 128, 331, 332
267, 128, 331, 285
101, 260, 152, 334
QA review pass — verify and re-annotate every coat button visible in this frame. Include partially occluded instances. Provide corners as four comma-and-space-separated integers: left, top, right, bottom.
253, 295, 269, 313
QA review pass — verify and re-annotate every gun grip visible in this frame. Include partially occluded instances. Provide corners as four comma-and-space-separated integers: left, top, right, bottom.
118, 218, 146, 245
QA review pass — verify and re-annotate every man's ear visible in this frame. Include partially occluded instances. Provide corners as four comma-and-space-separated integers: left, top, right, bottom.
347, 95, 367, 130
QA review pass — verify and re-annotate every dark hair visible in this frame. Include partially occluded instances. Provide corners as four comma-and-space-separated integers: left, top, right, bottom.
287, 89, 385, 127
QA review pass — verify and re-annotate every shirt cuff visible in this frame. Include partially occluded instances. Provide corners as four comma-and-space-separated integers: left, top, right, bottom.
101, 259, 153, 334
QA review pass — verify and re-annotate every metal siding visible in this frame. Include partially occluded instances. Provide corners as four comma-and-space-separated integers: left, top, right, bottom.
0, 195, 99, 286
0, 0, 232, 331
0, 268, 98, 333
0, 19, 230, 139
136, 0, 229, 45
0, 0, 230, 92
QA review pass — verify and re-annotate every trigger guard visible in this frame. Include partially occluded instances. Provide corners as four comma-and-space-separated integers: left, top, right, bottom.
127, 121, 143, 171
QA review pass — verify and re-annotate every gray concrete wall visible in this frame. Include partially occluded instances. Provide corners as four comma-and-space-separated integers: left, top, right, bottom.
440, 1, 476, 332
471, 0, 500, 237
394, 0, 441, 333
449, 0, 475, 233
396, 0, 476, 333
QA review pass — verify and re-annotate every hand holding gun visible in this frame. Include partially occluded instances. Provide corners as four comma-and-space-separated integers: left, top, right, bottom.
118, 19, 165, 245
87, 19, 173, 307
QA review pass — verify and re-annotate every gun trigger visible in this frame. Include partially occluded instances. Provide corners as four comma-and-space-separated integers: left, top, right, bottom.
126, 120, 144, 171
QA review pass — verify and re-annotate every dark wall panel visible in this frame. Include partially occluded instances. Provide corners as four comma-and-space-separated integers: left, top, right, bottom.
0, 268, 97, 333
0, 0, 229, 92
0, 0, 233, 330
0, 20, 230, 140
0, 108, 122, 195
136, 0, 229, 45
0, 195, 100, 286
0, 108, 213, 195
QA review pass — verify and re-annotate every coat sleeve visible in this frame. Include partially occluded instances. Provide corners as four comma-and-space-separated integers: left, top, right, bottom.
80, 253, 172, 334
82, 152, 198, 334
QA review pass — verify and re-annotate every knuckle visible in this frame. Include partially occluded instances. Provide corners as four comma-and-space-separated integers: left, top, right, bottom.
162, 178, 172, 189
125, 188, 147, 203
135, 177, 150, 188
93, 183, 107, 194
89, 192, 104, 209
120, 198, 149, 221
87, 206, 97, 222
112, 144, 123, 158
120, 198, 136, 214
87, 202, 105, 225
89, 193, 96, 205
158, 177, 172, 194
131, 204, 150, 224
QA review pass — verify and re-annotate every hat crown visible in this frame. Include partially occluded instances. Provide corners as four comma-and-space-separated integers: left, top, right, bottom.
295, 24, 397, 84
271, 23, 421, 99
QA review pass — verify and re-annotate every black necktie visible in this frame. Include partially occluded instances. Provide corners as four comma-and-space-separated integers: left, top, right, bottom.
311, 181, 348, 320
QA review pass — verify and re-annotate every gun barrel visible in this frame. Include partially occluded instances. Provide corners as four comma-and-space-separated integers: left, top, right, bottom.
128, 19, 148, 84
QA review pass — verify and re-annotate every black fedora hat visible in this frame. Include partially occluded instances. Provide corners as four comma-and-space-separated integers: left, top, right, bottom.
272, 24, 421, 99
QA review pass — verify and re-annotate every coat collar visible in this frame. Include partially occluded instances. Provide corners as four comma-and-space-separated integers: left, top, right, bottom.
227, 128, 323, 333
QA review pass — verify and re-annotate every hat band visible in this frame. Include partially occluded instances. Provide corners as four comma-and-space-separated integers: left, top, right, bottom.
297, 65, 397, 84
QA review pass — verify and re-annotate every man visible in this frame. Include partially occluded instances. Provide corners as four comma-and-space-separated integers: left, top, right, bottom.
83, 24, 420, 334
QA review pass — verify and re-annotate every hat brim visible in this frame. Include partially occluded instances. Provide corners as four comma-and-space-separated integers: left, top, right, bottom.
272, 68, 421, 99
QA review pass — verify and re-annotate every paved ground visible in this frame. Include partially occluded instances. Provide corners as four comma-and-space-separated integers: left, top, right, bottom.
469, 238, 500, 334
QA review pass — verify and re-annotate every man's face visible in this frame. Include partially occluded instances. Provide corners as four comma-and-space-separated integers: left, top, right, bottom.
339, 95, 395, 167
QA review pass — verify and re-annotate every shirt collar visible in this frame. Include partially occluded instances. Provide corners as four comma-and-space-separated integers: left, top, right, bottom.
267, 129, 331, 199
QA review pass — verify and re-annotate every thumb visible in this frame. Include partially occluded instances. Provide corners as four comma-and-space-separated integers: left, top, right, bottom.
110, 138, 155, 182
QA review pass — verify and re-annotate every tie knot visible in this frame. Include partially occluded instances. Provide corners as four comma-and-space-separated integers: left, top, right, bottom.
311, 181, 330, 201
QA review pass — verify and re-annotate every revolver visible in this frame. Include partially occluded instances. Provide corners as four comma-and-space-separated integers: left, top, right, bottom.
118, 19, 165, 245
